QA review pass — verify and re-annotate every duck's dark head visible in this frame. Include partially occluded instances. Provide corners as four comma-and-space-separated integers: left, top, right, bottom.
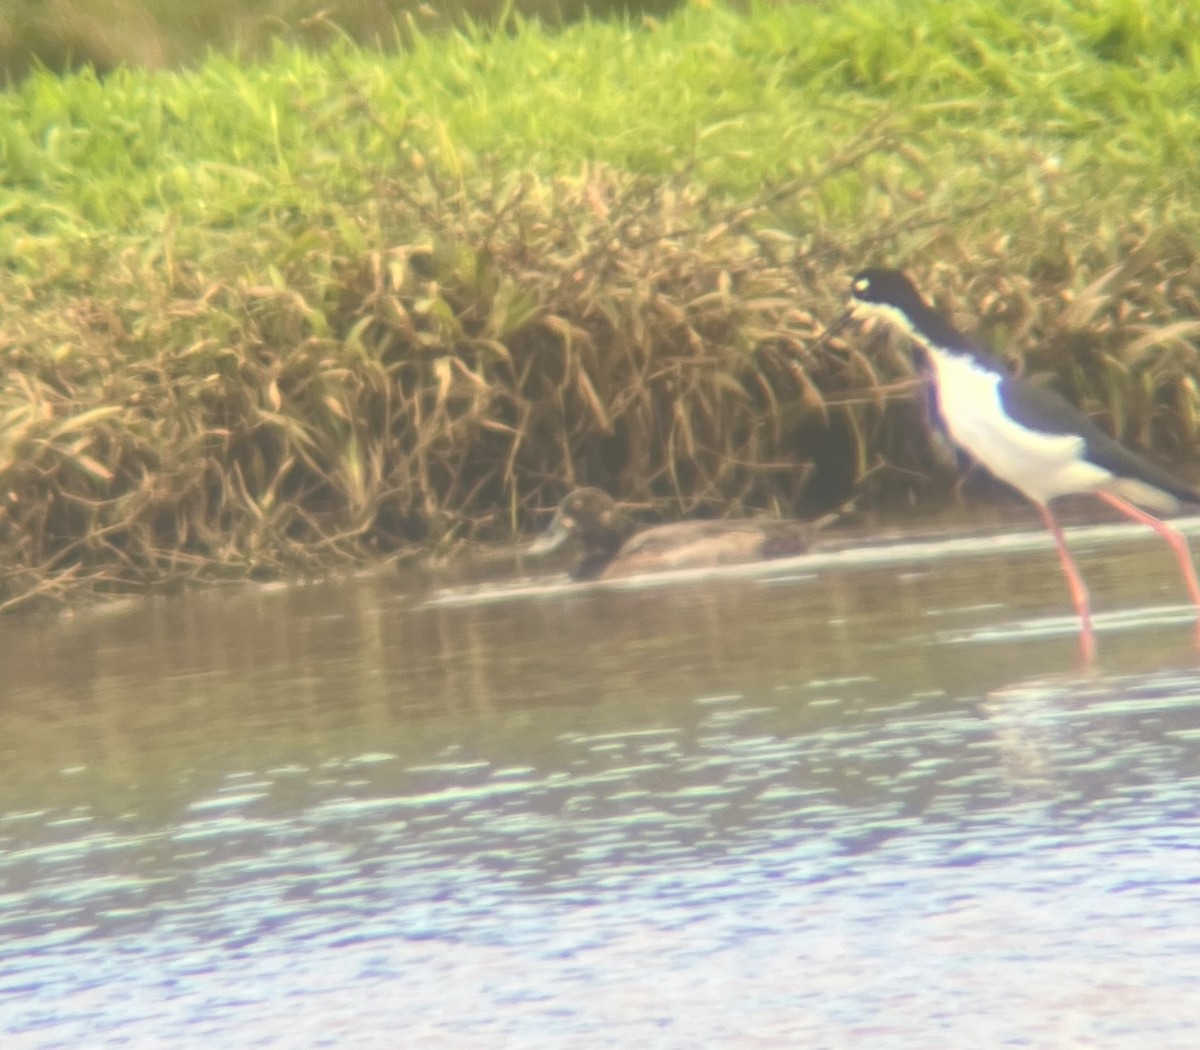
527, 488, 635, 577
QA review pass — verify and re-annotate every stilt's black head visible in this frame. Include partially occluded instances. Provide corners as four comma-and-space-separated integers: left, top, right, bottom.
846, 268, 970, 352
849, 269, 928, 315
812, 268, 969, 359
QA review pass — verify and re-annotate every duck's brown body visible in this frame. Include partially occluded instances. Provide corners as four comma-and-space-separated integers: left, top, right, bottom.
529, 488, 832, 581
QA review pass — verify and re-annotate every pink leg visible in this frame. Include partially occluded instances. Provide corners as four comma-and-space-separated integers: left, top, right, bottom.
1095, 491, 1200, 647
1038, 503, 1095, 665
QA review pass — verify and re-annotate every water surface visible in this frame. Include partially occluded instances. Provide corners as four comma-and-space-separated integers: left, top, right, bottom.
3, 513, 1200, 1047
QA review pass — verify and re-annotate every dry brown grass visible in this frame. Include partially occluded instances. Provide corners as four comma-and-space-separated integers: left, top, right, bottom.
4, 147, 1200, 611
0, 147, 883, 608
6, 3, 1200, 612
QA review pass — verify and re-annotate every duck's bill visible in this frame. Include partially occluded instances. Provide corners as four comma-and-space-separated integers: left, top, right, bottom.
527, 514, 571, 555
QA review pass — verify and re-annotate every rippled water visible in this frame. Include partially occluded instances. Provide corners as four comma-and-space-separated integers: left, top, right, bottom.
4, 514, 1200, 1047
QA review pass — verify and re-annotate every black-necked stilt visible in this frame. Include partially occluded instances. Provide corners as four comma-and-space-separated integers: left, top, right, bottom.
827, 267, 1200, 662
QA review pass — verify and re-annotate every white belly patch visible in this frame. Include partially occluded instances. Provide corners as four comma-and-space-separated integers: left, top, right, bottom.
928, 351, 1113, 505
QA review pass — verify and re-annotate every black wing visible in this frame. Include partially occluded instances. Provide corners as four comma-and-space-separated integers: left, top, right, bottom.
998, 375, 1200, 505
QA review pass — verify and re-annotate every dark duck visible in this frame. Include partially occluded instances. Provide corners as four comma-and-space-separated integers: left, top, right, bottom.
528, 487, 836, 581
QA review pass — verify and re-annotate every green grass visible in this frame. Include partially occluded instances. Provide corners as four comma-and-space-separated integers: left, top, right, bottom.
3, 0, 1200, 607
6, 2, 1200, 260
0, 0, 680, 80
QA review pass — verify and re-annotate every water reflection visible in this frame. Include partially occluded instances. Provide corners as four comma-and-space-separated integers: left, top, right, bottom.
2, 518, 1200, 1046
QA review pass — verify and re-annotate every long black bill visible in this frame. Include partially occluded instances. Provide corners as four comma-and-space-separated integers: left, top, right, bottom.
807, 308, 854, 357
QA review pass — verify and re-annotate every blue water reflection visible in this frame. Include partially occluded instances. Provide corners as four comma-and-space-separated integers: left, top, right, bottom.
2, 518, 1200, 1046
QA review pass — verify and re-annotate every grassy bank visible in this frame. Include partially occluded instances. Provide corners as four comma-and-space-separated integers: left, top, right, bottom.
0, 0, 681, 81
3, 0, 1200, 608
